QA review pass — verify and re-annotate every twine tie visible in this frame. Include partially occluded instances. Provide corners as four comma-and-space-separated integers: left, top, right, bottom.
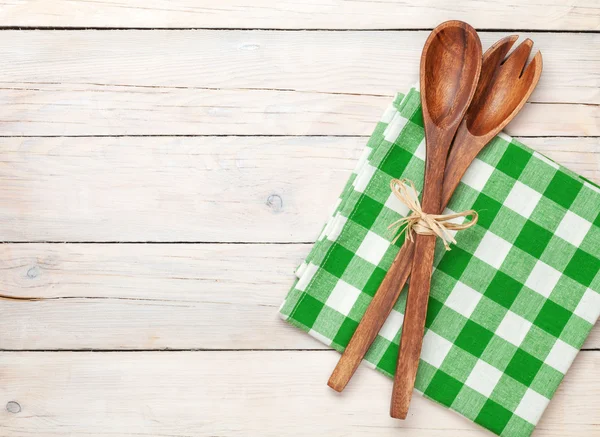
388, 179, 478, 250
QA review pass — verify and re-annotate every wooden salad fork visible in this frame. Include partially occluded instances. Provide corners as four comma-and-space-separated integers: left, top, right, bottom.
328, 35, 542, 397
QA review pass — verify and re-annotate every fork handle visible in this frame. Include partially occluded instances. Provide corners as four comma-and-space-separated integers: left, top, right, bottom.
328, 239, 415, 392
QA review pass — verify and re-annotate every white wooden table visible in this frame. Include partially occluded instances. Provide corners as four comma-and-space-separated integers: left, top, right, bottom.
0, 2, 598, 436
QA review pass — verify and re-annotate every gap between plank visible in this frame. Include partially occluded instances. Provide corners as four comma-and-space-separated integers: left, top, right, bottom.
0, 134, 365, 138
0, 27, 597, 33
0, 241, 314, 244
0, 348, 334, 352
0, 135, 595, 139
0, 348, 597, 352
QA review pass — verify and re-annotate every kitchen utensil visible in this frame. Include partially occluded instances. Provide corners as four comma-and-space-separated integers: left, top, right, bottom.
328, 36, 542, 396
390, 21, 482, 419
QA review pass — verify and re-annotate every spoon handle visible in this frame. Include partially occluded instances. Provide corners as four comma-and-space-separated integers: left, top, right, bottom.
390, 130, 449, 419
391, 234, 437, 418
327, 133, 474, 392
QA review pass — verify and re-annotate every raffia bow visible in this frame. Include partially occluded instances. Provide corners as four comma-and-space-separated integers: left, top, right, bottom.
388, 179, 478, 250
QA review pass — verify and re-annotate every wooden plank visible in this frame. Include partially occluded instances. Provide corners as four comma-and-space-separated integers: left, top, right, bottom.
0, 136, 596, 243
0, 33, 596, 141
529, 136, 600, 182
0, 136, 361, 242
0, 351, 598, 436
1, 85, 595, 136
0, 31, 596, 104
0, 0, 598, 30
0, 243, 324, 350
0, 243, 597, 350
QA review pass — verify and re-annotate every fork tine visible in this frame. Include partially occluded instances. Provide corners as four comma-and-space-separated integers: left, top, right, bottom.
520, 50, 543, 80
485, 35, 519, 67
502, 38, 534, 74
468, 36, 518, 109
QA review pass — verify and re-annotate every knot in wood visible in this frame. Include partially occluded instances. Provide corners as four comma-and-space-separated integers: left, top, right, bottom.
6, 401, 21, 413
26, 266, 40, 279
266, 194, 283, 212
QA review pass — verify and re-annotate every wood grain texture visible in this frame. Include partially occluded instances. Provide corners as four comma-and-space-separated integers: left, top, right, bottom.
0, 243, 597, 350
0, 30, 590, 105
0, 136, 596, 243
0, 32, 596, 139
0, 351, 598, 436
0, 243, 320, 350
0, 136, 359, 242
0, 0, 597, 30
0, 84, 595, 136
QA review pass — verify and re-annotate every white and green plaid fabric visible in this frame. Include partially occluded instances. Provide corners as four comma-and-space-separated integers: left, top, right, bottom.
279, 87, 600, 436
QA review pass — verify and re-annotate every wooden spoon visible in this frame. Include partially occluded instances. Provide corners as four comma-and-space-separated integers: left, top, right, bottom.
391, 37, 542, 419
328, 21, 481, 394
328, 35, 541, 394
390, 21, 482, 419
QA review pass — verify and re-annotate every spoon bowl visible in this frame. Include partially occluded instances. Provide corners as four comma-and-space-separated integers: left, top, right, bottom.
422, 22, 483, 129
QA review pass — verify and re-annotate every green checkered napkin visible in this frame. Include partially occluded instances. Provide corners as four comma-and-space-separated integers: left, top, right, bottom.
280, 87, 600, 436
